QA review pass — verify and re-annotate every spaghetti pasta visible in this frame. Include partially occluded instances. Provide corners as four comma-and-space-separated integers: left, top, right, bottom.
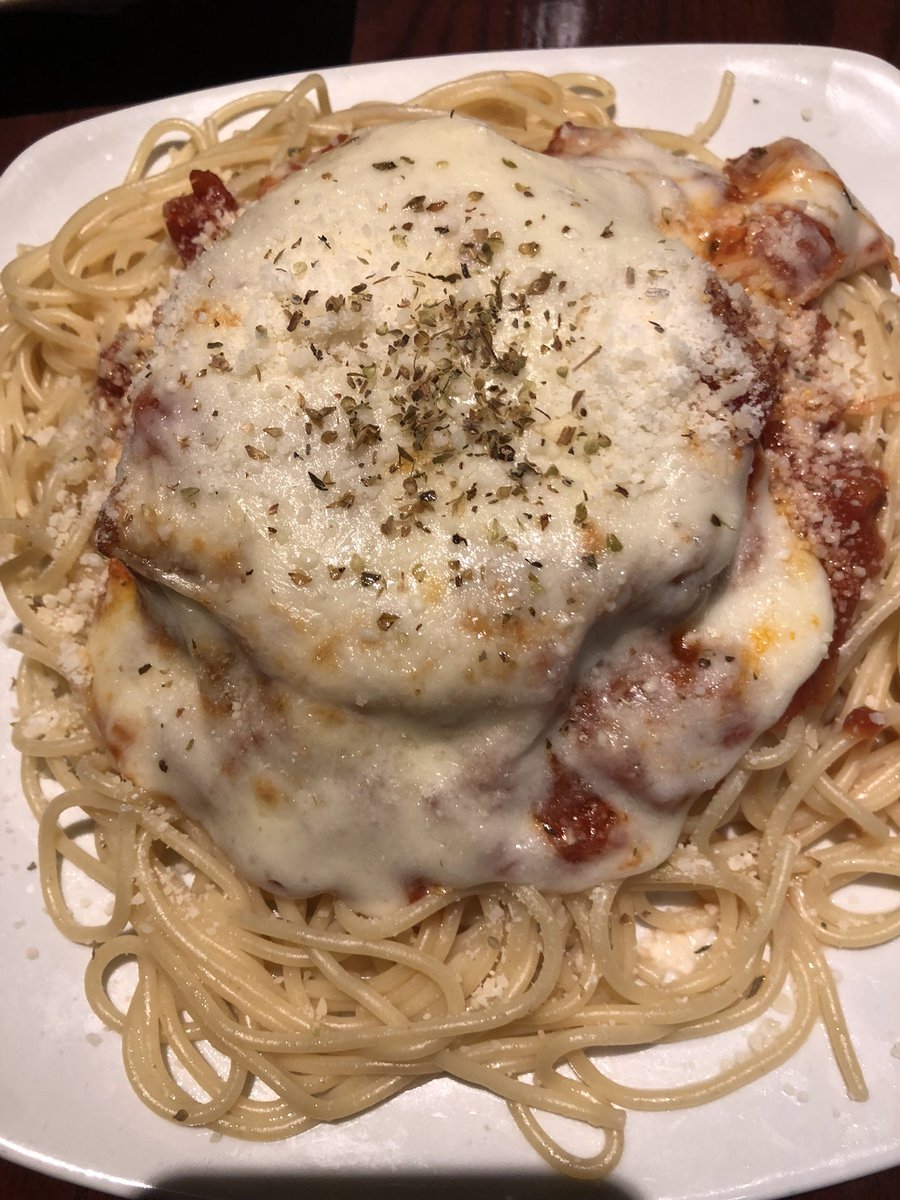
1, 69, 899, 1182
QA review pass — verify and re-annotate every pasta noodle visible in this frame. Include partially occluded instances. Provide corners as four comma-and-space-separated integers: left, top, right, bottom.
1, 69, 899, 1180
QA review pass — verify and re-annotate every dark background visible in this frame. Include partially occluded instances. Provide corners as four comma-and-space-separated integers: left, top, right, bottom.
1, 0, 358, 115
3, 0, 899, 119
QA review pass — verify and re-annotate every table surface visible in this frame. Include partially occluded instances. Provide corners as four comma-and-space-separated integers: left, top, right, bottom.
1, 1, 899, 1198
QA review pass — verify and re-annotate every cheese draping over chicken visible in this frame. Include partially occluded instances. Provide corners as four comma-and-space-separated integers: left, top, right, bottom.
87, 115, 887, 909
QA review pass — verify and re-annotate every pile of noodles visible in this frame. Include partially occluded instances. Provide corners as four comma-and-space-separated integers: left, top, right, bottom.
0, 70, 898, 1178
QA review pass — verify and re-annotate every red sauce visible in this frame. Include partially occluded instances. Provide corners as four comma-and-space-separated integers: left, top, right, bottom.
96, 329, 146, 407
544, 122, 620, 158
709, 207, 842, 304
816, 456, 885, 636
842, 705, 885, 741
163, 170, 238, 264
704, 278, 777, 419
536, 755, 621, 863
767, 410, 886, 717
256, 134, 350, 197
668, 630, 703, 691
116, 386, 176, 463
94, 507, 119, 557
724, 142, 784, 202
405, 876, 430, 903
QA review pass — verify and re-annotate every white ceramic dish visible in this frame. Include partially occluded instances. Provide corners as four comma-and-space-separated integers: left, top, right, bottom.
1, 43, 899, 1200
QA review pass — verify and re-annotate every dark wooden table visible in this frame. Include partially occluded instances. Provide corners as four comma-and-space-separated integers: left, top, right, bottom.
1, 1, 898, 1197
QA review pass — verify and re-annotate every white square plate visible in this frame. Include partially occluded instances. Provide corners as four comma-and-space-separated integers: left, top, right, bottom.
1, 43, 899, 1200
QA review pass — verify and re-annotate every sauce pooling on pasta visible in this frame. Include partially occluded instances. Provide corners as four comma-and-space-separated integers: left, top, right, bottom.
88, 117, 842, 909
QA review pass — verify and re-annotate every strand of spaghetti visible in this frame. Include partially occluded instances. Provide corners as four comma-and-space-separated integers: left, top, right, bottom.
690, 70, 736, 142
361, 943, 465, 1020
5, 300, 102, 359
7, 632, 76, 689
823, 275, 900, 397
0, 518, 56, 564
232, 912, 468, 1017
11, 653, 68, 732
558, 1058, 632, 1132
788, 911, 868, 1098
551, 71, 617, 104
154, 986, 250, 1126
118, 954, 301, 1134
850, 749, 900, 815
133, 902, 319, 1042
0, 272, 86, 311
130, 927, 424, 1121
74, 755, 139, 798
139, 897, 438, 1053
124, 118, 220, 182
536, 935, 788, 1060
329, 894, 456, 937
84, 934, 143, 1031
3, 435, 100, 549
217, 76, 331, 134
10, 513, 100, 605
446, 943, 506, 1004
19, 744, 54, 822
334, 955, 453, 1023
216, 81, 327, 143
207, 1098, 314, 1141
434, 1044, 615, 1127
136, 812, 269, 905
607, 902, 768, 1008
839, 653, 897, 735
743, 717, 808, 770
839, 605, 900, 695
792, 848, 900, 948
575, 947, 817, 1111
509, 1101, 624, 1182
687, 762, 752, 849
64, 221, 170, 278
617, 908, 761, 999
393, 895, 467, 962
0, 246, 63, 305
408, 71, 615, 131
120, 953, 193, 1116
806, 770, 894, 839
3, 578, 56, 640
42, 162, 256, 298
430, 1035, 581, 1077
250, 1051, 433, 1078
137, 886, 568, 1054
38, 791, 122, 891
491, 891, 547, 998
37, 788, 136, 942
756, 736, 863, 879
234, 908, 467, 1010
307, 947, 422, 1029
592, 842, 796, 1012
528, 894, 604, 1025
4, 365, 85, 446
664, 926, 793, 1042
529, 1021, 674, 1079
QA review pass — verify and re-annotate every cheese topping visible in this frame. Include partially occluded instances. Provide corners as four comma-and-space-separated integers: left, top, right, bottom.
88, 117, 834, 909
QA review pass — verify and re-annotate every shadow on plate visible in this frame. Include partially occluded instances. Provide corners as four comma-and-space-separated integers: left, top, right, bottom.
149, 1170, 642, 1200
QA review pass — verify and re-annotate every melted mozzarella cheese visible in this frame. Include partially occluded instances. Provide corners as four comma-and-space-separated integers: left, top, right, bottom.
547, 126, 892, 302
88, 117, 833, 909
